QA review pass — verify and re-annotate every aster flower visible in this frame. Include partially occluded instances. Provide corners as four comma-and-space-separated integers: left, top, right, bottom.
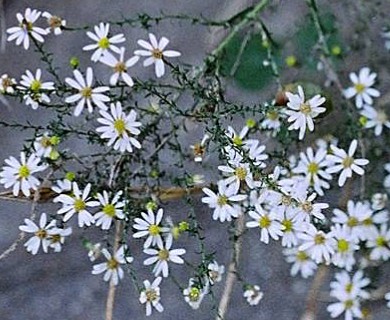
99, 47, 139, 87
139, 277, 164, 316
94, 190, 125, 230
326, 140, 369, 187
285, 85, 326, 140
51, 178, 72, 194
294, 192, 329, 222
183, 278, 209, 310
327, 295, 363, 320
261, 108, 284, 133
366, 224, 390, 261
133, 208, 170, 249
42, 12, 66, 35
330, 270, 370, 300
92, 245, 132, 286
344, 67, 380, 108
33, 133, 60, 158
54, 182, 100, 227
284, 247, 318, 278
360, 105, 390, 136
83, 22, 125, 62
48, 226, 72, 252
18, 212, 56, 255
0, 152, 47, 197
143, 236, 186, 278
201, 181, 247, 222
218, 161, 258, 190
243, 285, 264, 306
207, 261, 225, 285
65, 67, 110, 116
96, 102, 142, 153
0, 74, 16, 94
18, 69, 54, 110
7, 8, 48, 50
330, 224, 359, 271
280, 207, 307, 248
134, 33, 181, 78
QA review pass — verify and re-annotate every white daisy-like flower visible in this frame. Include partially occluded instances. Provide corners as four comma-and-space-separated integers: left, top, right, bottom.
298, 224, 336, 264
295, 192, 329, 223
18, 69, 54, 110
246, 204, 283, 244
33, 133, 59, 158
284, 247, 318, 278
48, 226, 72, 252
293, 147, 332, 196
18, 212, 56, 255
360, 105, 390, 136
366, 224, 390, 261
327, 294, 363, 320
92, 245, 132, 286
330, 270, 370, 300
143, 236, 186, 278
133, 208, 170, 249
326, 140, 369, 187
0, 74, 16, 94
99, 47, 139, 87
330, 224, 359, 271
7, 8, 48, 50
280, 207, 307, 248
83, 22, 125, 62
65, 67, 110, 116
261, 108, 284, 133
243, 285, 264, 306
42, 12, 66, 35
139, 277, 164, 316
201, 181, 247, 222
96, 102, 142, 153
218, 161, 258, 190
183, 278, 209, 310
0, 152, 47, 197
54, 182, 99, 227
134, 33, 181, 78
344, 67, 380, 108
94, 190, 125, 230
285, 85, 326, 140
207, 260, 225, 285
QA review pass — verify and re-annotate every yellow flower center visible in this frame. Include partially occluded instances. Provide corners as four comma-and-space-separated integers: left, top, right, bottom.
80, 87, 92, 98
217, 195, 228, 207
50, 234, 61, 243
158, 249, 169, 261
145, 289, 158, 302
307, 162, 319, 175
22, 21, 33, 32
344, 299, 354, 310
258, 215, 271, 229
30, 79, 42, 92
40, 136, 52, 148
235, 167, 247, 180
347, 216, 358, 227
362, 218, 373, 226
35, 229, 47, 239
18, 165, 30, 179
232, 136, 243, 146
103, 204, 116, 217
189, 287, 201, 301
114, 118, 126, 136
337, 239, 349, 252
48, 16, 62, 28
98, 37, 110, 49
314, 233, 325, 245
296, 250, 308, 261
148, 224, 161, 236
345, 283, 353, 293
107, 258, 119, 270
376, 236, 387, 247
266, 110, 279, 121
299, 103, 312, 115
342, 156, 354, 168
282, 219, 293, 232
152, 49, 163, 59
114, 62, 127, 73
354, 83, 365, 94
74, 199, 86, 212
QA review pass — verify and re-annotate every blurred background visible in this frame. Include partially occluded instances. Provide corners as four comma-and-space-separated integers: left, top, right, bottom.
1, 0, 390, 319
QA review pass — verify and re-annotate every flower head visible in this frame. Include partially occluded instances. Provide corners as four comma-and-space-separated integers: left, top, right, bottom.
94, 190, 125, 230
139, 277, 164, 316
42, 12, 66, 35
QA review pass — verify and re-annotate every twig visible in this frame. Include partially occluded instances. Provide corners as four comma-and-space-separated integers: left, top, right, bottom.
216, 213, 245, 320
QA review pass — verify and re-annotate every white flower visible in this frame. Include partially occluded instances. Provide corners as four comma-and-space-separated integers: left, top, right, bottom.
94, 190, 125, 230
246, 204, 283, 244
96, 102, 142, 153
54, 182, 99, 227
87, 242, 102, 262
139, 277, 164, 316
18, 69, 54, 110
201, 181, 247, 222
134, 33, 181, 78
99, 47, 139, 87
207, 261, 225, 285
18, 212, 56, 254
0, 152, 47, 197
326, 140, 369, 187
92, 245, 131, 286
183, 278, 208, 309
344, 67, 380, 108
7, 8, 48, 50
327, 296, 363, 320
143, 236, 186, 278
51, 178, 72, 194
280, 207, 307, 248
285, 86, 326, 140
0, 74, 16, 94
366, 224, 390, 261
83, 22, 125, 62
133, 208, 169, 249
218, 161, 258, 190
42, 12, 66, 35
298, 224, 336, 264
330, 270, 370, 300
295, 192, 329, 223
48, 226, 72, 252
33, 133, 59, 158
330, 224, 359, 271
243, 285, 264, 306
261, 108, 284, 132
293, 147, 332, 196
65, 67, 110, 116
360, 105, 390, 136
284, 247, 317, 278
